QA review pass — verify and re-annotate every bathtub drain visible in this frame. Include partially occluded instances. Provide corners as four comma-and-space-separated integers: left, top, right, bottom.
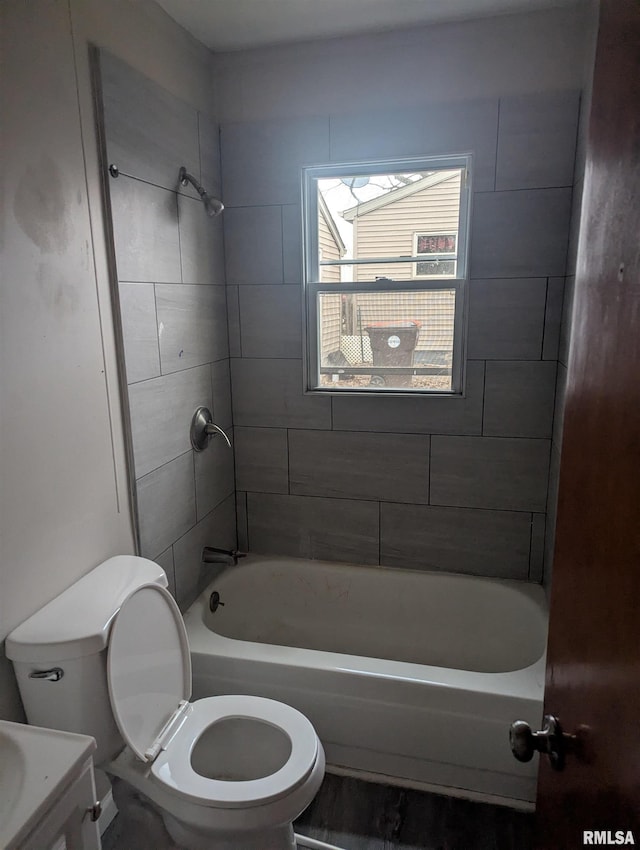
209, 591, 225, 613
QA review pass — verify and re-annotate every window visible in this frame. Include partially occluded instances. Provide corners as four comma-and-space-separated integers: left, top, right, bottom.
414, 233, 458, 278
302, 155, 472, 394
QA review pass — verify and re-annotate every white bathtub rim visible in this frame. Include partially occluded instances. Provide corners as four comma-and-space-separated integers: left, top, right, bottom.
187, 620, 546, 702
184, 558, 547, 703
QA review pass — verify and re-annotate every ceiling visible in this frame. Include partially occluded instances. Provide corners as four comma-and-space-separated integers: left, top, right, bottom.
156, 0, 584, 53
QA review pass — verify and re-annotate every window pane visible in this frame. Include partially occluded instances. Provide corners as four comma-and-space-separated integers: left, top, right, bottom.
416, 259, 457, 277
317, 168, 463, 283
317, 289, 456, 391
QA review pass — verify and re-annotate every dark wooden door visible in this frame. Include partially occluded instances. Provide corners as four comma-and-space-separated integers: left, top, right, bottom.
535, 1, 640, 846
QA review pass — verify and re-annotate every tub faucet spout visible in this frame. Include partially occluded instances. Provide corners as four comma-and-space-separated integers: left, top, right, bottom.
202, 546, 246, 566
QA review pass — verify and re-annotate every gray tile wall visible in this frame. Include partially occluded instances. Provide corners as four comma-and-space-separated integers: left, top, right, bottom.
222, 90, 580, 584
541, 120, 586, 593
100, 51, 235, 610
542, 236, 580, 591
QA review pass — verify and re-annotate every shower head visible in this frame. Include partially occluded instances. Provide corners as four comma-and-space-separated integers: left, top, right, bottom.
201, 191, 224, 217
178, 166, 224, 217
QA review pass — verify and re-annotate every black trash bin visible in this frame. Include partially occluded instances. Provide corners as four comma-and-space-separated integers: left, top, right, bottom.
364, 321, 421, 387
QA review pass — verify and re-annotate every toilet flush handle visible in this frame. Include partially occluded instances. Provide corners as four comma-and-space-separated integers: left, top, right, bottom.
29, 667, 64, 682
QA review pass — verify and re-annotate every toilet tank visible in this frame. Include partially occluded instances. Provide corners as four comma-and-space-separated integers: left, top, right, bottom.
6, 556, 167, 764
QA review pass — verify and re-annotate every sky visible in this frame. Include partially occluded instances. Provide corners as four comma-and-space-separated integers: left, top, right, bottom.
318, 172, 424, 256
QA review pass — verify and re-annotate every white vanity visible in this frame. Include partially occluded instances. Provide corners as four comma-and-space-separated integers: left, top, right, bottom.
0, 720, 100, 850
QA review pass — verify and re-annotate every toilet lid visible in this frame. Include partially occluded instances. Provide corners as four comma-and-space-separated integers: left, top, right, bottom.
107, 583, 192, 762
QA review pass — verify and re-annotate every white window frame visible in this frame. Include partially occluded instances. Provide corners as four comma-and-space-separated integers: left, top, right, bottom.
301, 155, 472, 396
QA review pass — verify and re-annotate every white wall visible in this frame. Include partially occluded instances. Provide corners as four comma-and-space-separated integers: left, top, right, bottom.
0, 0, 213, 720
214, 5, 591, 122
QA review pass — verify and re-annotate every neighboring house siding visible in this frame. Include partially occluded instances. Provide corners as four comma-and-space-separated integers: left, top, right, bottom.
319, 208, 342, 283
347, 173, 461, 353
353, 289, 455, 354
351, 172, 461, 282
318, 206, 342, 358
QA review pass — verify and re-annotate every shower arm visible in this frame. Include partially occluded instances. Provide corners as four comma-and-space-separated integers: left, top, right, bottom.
179, 166, 204, 196
178, 165, 224, 216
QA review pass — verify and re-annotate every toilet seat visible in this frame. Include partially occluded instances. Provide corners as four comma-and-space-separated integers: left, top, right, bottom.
107, 583, 320, 812
151, 695, 319, 809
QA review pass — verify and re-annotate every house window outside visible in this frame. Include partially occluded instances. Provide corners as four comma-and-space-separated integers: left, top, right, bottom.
414, 233, 458, 278
302, 155, 472, 394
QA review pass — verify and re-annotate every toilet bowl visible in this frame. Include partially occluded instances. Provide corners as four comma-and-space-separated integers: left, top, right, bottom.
6, 556, 325, 850
107, 696, 325, 850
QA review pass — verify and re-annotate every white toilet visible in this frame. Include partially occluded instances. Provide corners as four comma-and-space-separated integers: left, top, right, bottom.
6, 556, 325, 850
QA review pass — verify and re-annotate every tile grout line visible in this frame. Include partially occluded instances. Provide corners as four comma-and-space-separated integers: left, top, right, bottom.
280, 205, 286, 283
238, 488, 543, 514
474, 183, 574, 196
172, 494, 236, 553
128, 356, 229, 388
197, 111, 202, 183
127, 360, 214, 387
481, 360, 487, 436
230, 424, 552, 441
527, 512, 534, 581
136, 448, 193, 483
244, 491, 250, 552
153, 283, 162, 374
191, 447, 198, 524
427, 435, 432, 506
377, 501, 381, 565
237, 286, 243, 358
494, 98, 501, 192
541, 276, 550, 360
175, 189, 184, 284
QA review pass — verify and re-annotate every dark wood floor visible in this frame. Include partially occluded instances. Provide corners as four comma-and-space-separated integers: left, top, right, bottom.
102, 773, 535, 850
295, 774, 534, 850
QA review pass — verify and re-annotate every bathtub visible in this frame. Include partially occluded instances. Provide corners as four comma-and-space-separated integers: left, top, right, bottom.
183, 555, 547, 809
